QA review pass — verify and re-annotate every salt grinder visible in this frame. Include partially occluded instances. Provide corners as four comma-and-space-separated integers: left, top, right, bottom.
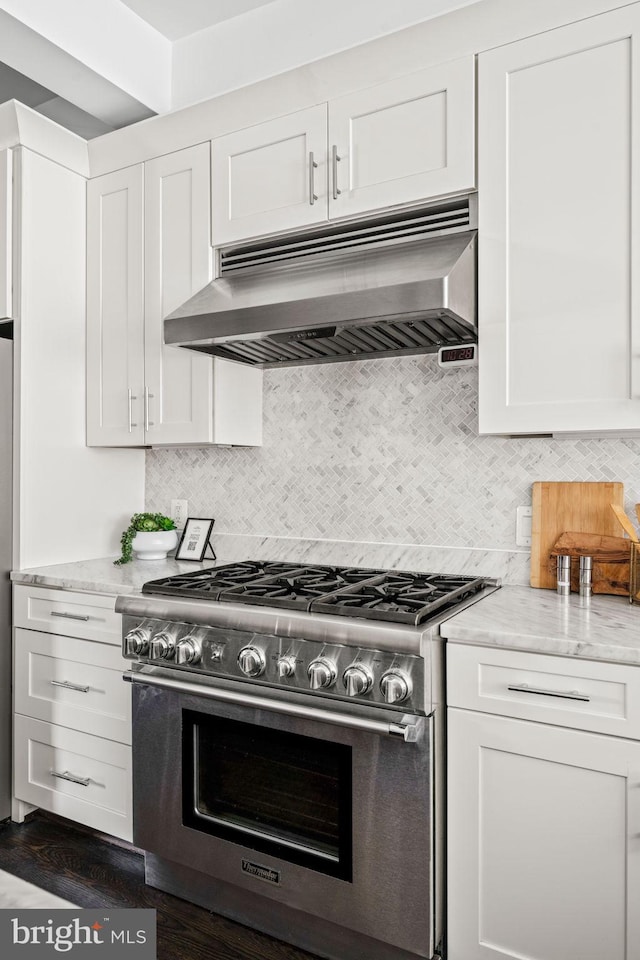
579, 555, 593, 598
556, 555, 571, 596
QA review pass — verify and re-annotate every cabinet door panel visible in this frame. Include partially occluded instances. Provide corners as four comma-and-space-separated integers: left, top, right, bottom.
13, 584, 120, 644
448, 708, 640, 960
14, 715, 132, 841
211, 104, 327, 245
144, 143, 214, 444
87, 165, 144, 445
14, 628, 131, 744
478, 7, 640, 434
329, 58, 474, 219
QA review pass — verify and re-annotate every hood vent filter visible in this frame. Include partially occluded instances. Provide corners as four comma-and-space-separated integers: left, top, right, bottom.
219, 196, 472, 274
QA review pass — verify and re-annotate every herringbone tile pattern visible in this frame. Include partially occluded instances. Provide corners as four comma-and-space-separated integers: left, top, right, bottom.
146, 356, 640, 551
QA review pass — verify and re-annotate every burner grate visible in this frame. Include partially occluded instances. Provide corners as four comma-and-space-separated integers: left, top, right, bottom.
217, 566, 385, 611
308, 574, 487, 625
142, 562, 309, 600
141, 561, 489, 624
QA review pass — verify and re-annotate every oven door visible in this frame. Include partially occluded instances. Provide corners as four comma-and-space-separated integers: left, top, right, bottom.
129, 669, 435, 960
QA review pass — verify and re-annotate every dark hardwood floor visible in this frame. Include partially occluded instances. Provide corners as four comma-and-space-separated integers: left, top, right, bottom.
0, 813, 319, 960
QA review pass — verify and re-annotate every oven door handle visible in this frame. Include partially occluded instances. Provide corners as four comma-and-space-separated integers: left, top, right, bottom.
123, 671, 423, 742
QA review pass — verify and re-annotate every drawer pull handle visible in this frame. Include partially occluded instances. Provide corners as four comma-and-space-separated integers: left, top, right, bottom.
51, 611, 90, 622
50, 679, 90, 693
507, 683, 590, 703
50, 770, 91, 787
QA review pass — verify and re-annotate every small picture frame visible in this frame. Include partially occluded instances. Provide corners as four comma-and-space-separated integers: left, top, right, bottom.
175, 518, 216, 562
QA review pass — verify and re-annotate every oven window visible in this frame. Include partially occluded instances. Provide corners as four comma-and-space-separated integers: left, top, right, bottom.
182, 711, 352, 880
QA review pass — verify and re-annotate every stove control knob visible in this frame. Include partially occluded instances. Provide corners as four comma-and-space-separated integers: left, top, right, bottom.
380, 670, 412, 705
343, 663, 374, 697
238, 646, 266, 678
308, 658, 337, 690
149, 633, 175, 660
125, 628, 150, 657
175, 637, 202, 666
277, 655, 296, 679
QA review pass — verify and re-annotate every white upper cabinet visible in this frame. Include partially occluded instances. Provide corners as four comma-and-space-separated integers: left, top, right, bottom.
328, 58, 475, 220
87, 144, 262, 448
0, 149, 11, 320
144, 144, 215, 445
211, 58, 475, 246
87, 164, 145, 446
211, 105, 328, 245
478, 6, 640, 435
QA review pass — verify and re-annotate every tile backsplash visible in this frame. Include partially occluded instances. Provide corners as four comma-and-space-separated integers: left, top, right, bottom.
146, 355, 640, 580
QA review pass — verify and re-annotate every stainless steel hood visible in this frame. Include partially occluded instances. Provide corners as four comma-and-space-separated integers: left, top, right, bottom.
165, 196, 477, 368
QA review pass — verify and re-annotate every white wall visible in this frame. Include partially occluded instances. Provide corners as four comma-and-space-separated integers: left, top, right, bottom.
171, 0, 484, 107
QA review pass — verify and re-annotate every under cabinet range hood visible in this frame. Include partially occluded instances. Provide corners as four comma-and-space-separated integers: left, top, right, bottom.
165, 195, 477, 368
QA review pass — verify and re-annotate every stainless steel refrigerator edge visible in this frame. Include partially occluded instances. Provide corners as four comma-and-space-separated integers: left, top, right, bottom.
0, 325, 12, 819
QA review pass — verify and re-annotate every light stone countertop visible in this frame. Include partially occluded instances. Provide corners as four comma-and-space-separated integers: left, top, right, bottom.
11, 555, 218, 597
10, 533, 531, 596
441, 584, 640, 666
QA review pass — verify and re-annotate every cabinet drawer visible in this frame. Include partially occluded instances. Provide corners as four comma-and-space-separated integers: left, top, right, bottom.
13, 584, 120, 644
14, 715, 132, 841
14, 629, 131, 744
447, 643, 640, 738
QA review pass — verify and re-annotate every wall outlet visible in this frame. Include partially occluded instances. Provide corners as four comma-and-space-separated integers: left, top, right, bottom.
170, 499, 189, 528
516, 506, 532, 547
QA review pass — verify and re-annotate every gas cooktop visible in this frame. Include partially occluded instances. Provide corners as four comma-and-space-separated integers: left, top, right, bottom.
142, 560, 494, 627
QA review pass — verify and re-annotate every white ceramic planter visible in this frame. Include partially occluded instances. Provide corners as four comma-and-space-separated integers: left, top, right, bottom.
131, 529, 178, 561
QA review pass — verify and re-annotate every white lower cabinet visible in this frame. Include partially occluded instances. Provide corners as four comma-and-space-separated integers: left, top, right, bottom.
447, 645, 640, 960
12, 585, 132, 841
14, 717, 132, 842
14, 629, 131, 745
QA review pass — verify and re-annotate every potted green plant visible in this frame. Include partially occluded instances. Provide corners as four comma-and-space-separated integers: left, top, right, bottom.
114, 512, 178, 565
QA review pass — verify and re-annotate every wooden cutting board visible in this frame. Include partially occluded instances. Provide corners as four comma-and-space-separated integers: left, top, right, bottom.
530, 481, 625, 588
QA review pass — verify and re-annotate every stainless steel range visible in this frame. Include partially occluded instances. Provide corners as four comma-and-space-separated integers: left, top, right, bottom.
117, 561, 499, 960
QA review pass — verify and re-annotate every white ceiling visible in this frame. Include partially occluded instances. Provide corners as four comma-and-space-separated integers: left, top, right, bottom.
119, 0, 280, 41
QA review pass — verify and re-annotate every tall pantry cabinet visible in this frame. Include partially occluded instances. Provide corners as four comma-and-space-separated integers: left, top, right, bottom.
5, 112, 144, 568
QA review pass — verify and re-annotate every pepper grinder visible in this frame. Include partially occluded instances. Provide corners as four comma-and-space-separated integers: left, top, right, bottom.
556, 555, 571, 596
579, 556, 592, 598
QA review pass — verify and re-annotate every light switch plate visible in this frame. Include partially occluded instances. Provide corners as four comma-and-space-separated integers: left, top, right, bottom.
516, 506, 532, 547
170, 499, 188, 528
